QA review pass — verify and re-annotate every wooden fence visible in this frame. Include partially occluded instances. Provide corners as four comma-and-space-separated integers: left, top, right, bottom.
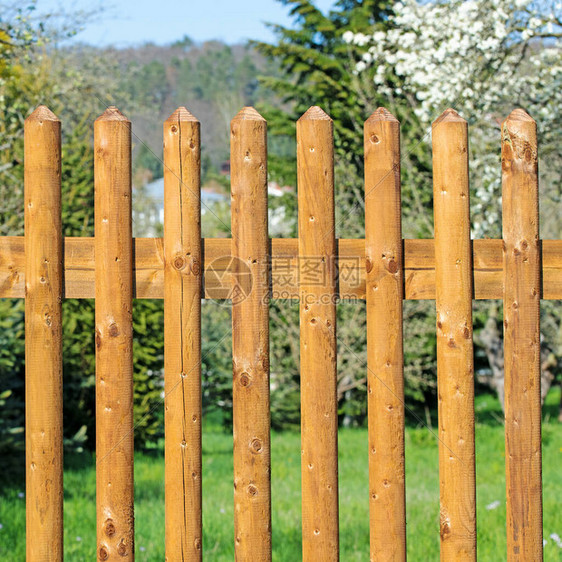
6, 103, 553, 560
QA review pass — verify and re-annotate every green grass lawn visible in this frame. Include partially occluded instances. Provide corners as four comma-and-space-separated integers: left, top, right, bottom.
1, 390, 561, 560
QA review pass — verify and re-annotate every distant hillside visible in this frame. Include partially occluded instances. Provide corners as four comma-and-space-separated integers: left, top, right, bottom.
64, 38, 283, 187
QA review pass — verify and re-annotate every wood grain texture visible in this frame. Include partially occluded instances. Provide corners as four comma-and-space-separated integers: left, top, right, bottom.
94, 107, 134, 561
433, 109, 476, 560
163, 108, 202, 561
364, 108, 406, 561
3, 237, 562, 300
297, 106, 339, 561
502, 109, 542, 561
230, 107, 271, 560
24, 105, 64, 561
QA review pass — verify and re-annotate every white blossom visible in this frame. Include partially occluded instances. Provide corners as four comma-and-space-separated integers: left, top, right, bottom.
344, 0, 561, 238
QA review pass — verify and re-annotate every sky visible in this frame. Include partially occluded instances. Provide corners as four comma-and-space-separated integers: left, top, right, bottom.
37, 0, 337, 47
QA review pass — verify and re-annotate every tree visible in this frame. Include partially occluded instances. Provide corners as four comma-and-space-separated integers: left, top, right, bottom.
346, 0, 562, 411
252, 0, 442, 424
0, 3, 167, 461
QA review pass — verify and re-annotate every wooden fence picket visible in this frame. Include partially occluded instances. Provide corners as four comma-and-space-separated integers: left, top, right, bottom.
230, 107, 272, 560
501, 109, 543, 561
163, 107, 203, 560
364, 108, 406, 560
297, 106, 339, 561
432, 109, 476, 560
24, 106, 64, 561
94, 107, 134, 561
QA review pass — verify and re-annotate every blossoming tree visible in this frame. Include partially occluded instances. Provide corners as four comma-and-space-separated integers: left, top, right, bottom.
345, 0, 562, 410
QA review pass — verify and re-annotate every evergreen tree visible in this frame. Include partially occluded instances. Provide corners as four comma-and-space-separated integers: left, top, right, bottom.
253, 0, 439, 423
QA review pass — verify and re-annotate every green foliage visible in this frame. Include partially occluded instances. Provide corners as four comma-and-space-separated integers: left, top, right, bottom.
201, 303, 233, 426
134, 143, 163, 181
0, 8, 170, 456
59, 128, 165, 449
253, 0, 392, 230
123, 60, 170, 107
254, 0, 435, 239
0, 300, 25, 473
269, 302, 301, 429
111, 40, 270, 181
61, 119, 95, 236
131, 300, 165, 444
59, 299, 165, 452
250, 0, 439, 422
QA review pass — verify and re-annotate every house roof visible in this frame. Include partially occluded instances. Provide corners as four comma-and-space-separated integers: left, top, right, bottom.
143, 177, 227, 203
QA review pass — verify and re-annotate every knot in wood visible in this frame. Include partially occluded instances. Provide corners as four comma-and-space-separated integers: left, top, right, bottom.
173, 255, 187, 271
440, 518, 451, 541
117, 539, 128, 556
99, 546, 109, 561
250, 438, 263, 453
386, 259, 398, 274
501, 157, 512, 172
247, 484, 258, 496
239, 372, 251, 387
190, 258, 201, 276
104, 519, 116, 537
108, 323, 120, 337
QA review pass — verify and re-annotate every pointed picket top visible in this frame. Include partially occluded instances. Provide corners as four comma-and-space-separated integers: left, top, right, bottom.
232, 106, 265, 122
95, 105, 129, 122
165, 106, 198, 123
433, 108, 466, 127
26, 105, 59, 123
298, 105, 332, 122
365, 106, 399, 124
503, 108, 534, 124
502, 108, 537, 161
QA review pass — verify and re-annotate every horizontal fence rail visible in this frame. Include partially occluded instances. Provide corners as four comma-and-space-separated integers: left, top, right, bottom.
3, 237, 562, 300
8, 103, 550, 561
